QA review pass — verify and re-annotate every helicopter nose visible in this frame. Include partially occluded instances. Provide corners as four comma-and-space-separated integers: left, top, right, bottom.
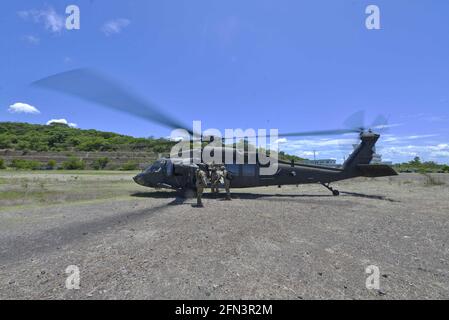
133, 173, 146, 186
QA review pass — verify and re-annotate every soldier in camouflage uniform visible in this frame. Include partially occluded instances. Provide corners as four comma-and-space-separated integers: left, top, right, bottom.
195, 166, 208, 207
210, 163, 221, 194
221, 165, 232, 200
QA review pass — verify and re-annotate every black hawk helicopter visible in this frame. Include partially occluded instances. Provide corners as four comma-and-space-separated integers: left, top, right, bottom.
33, 69, 397, 197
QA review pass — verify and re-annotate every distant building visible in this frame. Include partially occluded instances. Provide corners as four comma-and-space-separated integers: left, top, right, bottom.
301, 159, 337, 167
371, 152, 383, 164
370, 148, 393, 165
353, 145, 392, 165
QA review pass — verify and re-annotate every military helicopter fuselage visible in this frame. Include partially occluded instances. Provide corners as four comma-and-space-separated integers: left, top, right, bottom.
133, 132, 397, 195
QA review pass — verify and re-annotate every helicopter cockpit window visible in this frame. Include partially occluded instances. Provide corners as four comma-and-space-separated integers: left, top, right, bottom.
166, 160, 174, 176
146, 160, 166, 173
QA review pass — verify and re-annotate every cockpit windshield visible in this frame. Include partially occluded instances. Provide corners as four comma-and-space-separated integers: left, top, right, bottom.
145, 160, 166, 173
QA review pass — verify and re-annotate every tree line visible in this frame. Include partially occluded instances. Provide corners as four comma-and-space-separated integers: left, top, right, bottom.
394, 156, 449, 173
0, 122, 306, 170
0, 122, 176, 153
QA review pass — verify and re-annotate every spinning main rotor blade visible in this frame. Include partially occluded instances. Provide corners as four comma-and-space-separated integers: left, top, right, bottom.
343, 110, 365, 131
33, 70, 391, 142
274, 111, 390, 139
371, 114, 390, 132
269, 110, 365, 139
277, 128, 360, 138
342, 111, 390, 133
220, 128, 360, 143
32, 68, 193, 135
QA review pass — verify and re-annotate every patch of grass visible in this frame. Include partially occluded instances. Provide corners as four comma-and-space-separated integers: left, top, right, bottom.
0, 190, 27, 201
47, 159, 57, 170
61, 157, 85, 170
421, 173, 445, 186
0, 190, 59, 202
0, 170, 143, 211
121, 161, 139, 171
10, 159, 42, 170
1, 170, 138, 175
93, 157, 109, 170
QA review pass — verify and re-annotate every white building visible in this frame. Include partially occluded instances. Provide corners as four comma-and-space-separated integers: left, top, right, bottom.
301, 159, 337, 167
353, 145, 392, 165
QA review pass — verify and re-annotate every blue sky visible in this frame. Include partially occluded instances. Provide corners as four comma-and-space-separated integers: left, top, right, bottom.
1, 0, 448, 163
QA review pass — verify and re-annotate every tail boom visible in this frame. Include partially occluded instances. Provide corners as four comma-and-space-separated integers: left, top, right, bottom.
343, 132, 397, 178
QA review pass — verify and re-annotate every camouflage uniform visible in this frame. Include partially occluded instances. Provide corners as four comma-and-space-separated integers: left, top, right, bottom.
210, 165, 221, 194
195, 168, 208, 207
221, 166, 232, 200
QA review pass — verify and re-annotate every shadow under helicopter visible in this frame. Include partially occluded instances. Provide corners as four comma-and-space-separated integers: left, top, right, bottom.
130, 190, 399, 204
0, 203, 171, 264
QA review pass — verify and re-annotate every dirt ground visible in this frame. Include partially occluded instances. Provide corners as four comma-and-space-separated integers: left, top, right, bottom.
0, 171, 448, 299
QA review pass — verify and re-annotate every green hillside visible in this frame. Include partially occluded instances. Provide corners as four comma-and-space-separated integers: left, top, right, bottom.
0, 122, 175, 153
0, 122, 304, 161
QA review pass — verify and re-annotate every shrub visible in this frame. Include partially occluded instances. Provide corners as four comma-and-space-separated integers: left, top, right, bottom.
0, 158, 5, 169
62, 157, 85, 170
10, 159, 41, 170
47, 160, 57, 170
93, 157, 109, 170
442, 165, 449, 173
121, 160, 139, 171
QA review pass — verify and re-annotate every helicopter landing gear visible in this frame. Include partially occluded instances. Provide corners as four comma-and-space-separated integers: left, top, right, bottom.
177, 188, 195, 199
321, 183, 340, 196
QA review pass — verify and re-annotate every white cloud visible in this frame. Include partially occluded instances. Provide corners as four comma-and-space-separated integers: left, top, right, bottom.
282, 138, 356, 149
382, 134, 439, 143
8, 102, 40, 114
372, 123, 403, 130
275, 138, 287, 144
101, 18, 130, 36
401, 113, 448, 123
296, 151, 319, 158
277, 133, 449, 164
22, 35, 40, 45
300, 151, 317, 157
433, 151, 449, 157
169, 136, 184, 142
379, 143, 449, 161
425, 115, 448, 123
407, 134, 439, 140
278, 138, 358, 162
18, 7, 64, 34
46, 119, 77, 128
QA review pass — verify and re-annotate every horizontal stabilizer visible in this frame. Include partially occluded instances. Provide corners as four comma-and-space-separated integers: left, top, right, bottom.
357, 164, 398, 177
